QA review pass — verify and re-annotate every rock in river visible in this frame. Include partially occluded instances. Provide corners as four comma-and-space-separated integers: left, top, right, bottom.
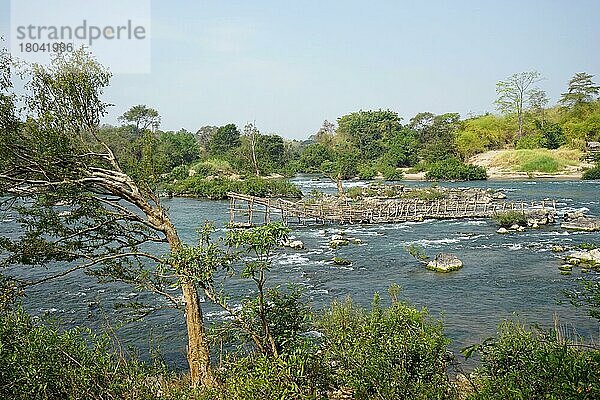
288, 240, 305, 250
561, 216, 600, 232
426, 253, 463, 273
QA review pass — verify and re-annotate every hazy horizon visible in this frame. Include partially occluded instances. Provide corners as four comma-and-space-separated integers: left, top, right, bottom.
1, 0, 599, 140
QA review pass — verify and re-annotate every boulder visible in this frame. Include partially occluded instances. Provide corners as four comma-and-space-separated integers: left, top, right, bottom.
563, 210, 586, 221
551, 245, 566, 253
329, 239, 349, 249
510, 224, 521, 230
426, 253, 463, 273
331, 234, 346, 241
288, 240, 305, 250
332, 257, 352, 266
561, 217, 600, 232
497, 227, 509, 234
567, 249, 600, 264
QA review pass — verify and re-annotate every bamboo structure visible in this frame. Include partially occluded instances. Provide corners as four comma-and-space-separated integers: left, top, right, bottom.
227, 192, 556, 227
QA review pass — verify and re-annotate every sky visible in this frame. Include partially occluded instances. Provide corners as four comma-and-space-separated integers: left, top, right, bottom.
1, 0, 599, 140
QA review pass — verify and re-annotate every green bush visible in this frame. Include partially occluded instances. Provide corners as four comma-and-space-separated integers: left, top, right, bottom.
425, 158, 487, 181
465, 321, 600, 400
197, 344, 330, 400
583, 165, 600, 180
493, 211, 527, 227
516, 133, 548, 149
317, 296, 455, 400
168, 177, 302, 199
520, 155, 561, 173
381, 165, 404, 181
357, 163, 377, 180
0, 308, 165, 400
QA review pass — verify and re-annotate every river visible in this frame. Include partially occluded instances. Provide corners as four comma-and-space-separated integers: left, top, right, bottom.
6, 176, 600, 370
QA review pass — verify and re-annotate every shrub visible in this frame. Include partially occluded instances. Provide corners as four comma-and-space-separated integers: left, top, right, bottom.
465, 321, 600, 400
425, 158, 487, 181
381, 165, 404, 181
0, 308, 165, 400
168, 177, 302, 199
198, 344, 330, 400
520, 155, 561, 173
493, 211, 527, 227
516, 133, 547, 149
317, 296, 455, 400
583, 165, 600, 180
357, 163, 377, 180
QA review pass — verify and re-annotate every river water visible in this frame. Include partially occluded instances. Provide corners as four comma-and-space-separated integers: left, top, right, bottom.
5, 176, 600, 370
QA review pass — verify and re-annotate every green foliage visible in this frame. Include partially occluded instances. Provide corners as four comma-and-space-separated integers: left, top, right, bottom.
406, 244, 429, 262
425, 158, 487, 181
382, 127, 419, 167
560, 72, 600, 109
380, 164, 404, 181
317, 296, 455, 400
0, 308, 166, 400
168, 177, 302, 199
516, 133, 548, 149
118, 104, 160, 131
208, 124, 241, 156
565, 278, 600, 320
456, 114, 515, 158
465, 321, 600, 400
493, 211, 527, 227
536, 121, 567, 149
520, 155, 561, 173
582, 165, 600, 180
357, 163, 377, 179
337, 109, 402, 160
410, 112, 461, 162
298, 143, 333, 173
199, 344, 329, 400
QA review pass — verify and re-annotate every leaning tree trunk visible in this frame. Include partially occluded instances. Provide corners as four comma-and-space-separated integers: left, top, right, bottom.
181, 278, 213, 387
162, 217, 214, 387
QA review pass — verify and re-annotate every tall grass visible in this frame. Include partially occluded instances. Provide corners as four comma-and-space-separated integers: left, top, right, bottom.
492, 149, 581, 173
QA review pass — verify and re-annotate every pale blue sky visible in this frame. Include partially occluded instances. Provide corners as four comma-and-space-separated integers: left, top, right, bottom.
1, 0, 599, 139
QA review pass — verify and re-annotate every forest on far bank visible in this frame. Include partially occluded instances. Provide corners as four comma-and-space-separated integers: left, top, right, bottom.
99, 70, 600, 197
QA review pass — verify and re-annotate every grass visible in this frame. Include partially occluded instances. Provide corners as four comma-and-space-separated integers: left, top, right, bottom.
492, 148, 582, 173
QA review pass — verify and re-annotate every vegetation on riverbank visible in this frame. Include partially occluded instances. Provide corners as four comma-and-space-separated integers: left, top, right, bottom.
167, 177, 302, 199
487, 148, 582, 174
3, 292, 599, 400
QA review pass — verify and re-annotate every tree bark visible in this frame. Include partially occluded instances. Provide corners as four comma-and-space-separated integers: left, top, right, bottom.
336, 173, 344, 195
161, 216, 214, 388
181, 278, 214, 387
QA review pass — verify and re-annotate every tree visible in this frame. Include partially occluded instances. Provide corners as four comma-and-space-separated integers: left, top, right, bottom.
256, 134, 285, 173
314, 120, 336, 146
195, 125, 218, 148
207, 123, 240, 156
560, 72, 600, 108
118, 104, 161, 132
299, 143, 333, 172
0, 50, 213, 387
496, 71, 543, 138
243, 122, 261, 176
382, 127, 419, 167
409, 112, 461, 162
157, 129, 200, 169
320, 145, 359, 195
337, 110, 402, 160
527, 87, 549, 127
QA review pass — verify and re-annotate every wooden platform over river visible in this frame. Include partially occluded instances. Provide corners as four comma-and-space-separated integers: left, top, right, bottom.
227, 192, 556, 227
